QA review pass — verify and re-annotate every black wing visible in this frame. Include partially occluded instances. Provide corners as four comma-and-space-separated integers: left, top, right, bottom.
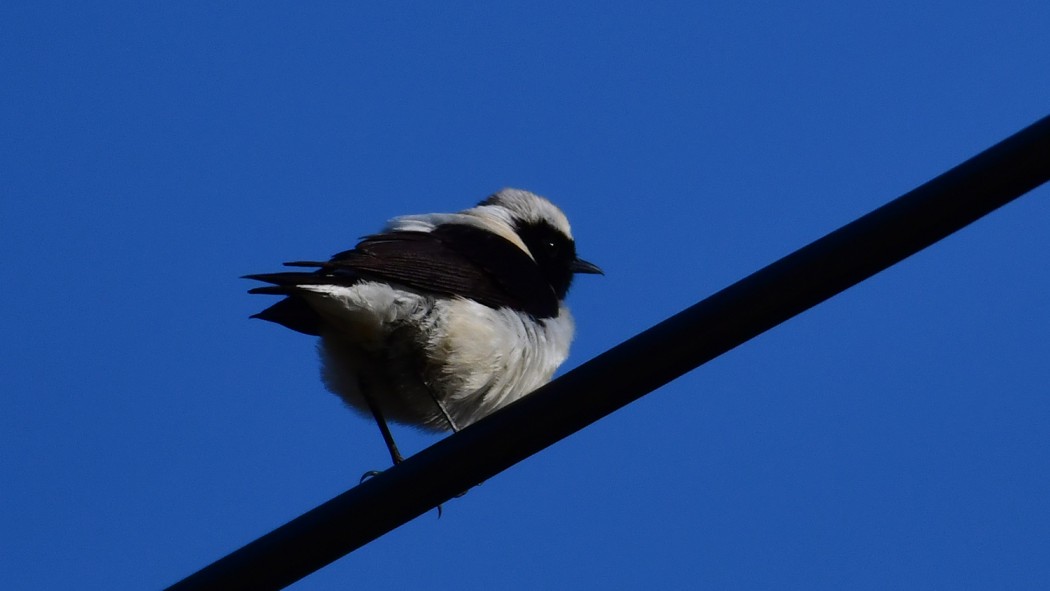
246, 225, 559, 322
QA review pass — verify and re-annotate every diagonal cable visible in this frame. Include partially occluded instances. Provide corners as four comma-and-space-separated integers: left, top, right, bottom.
167, 114, 1050, 591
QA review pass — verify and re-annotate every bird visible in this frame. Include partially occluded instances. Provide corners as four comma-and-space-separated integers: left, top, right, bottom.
245, 188, 602, 466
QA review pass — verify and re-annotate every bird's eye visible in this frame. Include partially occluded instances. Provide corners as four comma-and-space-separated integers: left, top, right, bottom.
516, 221, 572, 266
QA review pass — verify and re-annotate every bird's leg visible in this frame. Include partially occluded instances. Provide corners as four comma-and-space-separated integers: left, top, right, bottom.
428, 390, 479, 504
359, 386, 450, 519
362, 389, 403, 466
428, 390, 460, 433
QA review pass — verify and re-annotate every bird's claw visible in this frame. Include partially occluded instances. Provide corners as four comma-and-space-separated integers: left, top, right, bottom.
358, 473, 471, 518
359, 470, 384, 484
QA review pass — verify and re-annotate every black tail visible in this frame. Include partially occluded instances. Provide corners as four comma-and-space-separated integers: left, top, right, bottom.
249, 296, 323, 336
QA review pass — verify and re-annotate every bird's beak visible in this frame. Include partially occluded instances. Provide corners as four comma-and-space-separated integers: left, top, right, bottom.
571, 257, 604, 275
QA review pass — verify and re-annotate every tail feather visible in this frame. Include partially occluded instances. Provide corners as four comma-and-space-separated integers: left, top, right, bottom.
244, 271, 359, 287
249, 296, 323, 336
245, 264, 363, 336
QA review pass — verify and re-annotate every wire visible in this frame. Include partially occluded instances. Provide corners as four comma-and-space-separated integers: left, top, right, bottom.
166, 115, 1050, 591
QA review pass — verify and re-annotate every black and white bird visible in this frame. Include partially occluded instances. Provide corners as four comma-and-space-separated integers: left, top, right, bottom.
246, 188, 602, 465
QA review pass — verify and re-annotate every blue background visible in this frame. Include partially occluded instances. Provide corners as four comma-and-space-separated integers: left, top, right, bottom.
3, 2, 1049, 589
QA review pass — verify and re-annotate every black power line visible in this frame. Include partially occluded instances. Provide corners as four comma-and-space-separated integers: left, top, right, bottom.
167, 115, 1050, 591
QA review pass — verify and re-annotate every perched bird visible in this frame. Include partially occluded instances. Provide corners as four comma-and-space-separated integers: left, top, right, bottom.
246, 188, 602, 465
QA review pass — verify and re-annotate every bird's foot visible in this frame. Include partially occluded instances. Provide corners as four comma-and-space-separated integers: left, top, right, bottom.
359, 470, 384, 483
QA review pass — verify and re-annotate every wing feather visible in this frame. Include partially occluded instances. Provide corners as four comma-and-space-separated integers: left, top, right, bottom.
246, 226, 559, 318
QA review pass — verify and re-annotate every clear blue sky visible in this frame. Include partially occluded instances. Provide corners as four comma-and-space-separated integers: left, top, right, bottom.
3, 2, 1049, 589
